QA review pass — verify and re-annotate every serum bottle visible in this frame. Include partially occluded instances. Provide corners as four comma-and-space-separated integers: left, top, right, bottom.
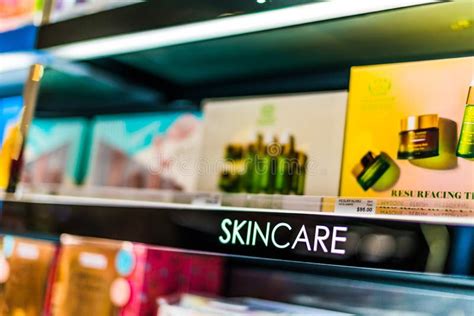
260, 134, 279, 194
245, 133, 264, 194
275, 133, 295, 195
456, 83, 474, 159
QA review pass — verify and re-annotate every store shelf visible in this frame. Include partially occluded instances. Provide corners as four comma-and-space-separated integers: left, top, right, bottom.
38, 2, 472, 82
37, 0, 305, 48
38, 0, 428, 50
35, 62, 164, 116
1, 190, 473, 277
30, 0, 474, 114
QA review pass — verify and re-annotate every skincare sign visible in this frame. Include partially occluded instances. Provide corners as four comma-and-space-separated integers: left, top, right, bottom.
341, 57, 474, 199
218, 219, 348, 255
198, 91, 348, 196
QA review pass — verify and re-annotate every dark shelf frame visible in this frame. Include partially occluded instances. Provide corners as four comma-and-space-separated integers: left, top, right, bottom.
1, 197, 473, 277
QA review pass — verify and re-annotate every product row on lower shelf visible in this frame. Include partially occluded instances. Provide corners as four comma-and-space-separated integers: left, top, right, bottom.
0, 233, 371, 316
1, 231, 473, 316
0, 234, 218, 316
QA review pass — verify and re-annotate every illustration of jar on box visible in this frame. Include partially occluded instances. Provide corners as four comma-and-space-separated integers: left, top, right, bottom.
352, 151, 400, 191
398, 114, 440, 160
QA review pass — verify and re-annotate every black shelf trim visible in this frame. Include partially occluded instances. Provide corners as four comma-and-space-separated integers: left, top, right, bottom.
1, 195, 473, 277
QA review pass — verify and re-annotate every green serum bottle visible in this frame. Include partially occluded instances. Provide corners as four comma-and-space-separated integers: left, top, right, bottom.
398, 114, 439, 159
260, 134, 279, 194
292, 151, 307, 195
352, 151, 391, 191
275, 133, 295, 195
456, 85, 474, 159
245, 133, 264, 193
219, 144, 244, 192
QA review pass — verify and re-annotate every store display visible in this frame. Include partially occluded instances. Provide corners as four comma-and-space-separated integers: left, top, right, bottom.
456, 82, 474, 159
86, 112, 202, 191
1, 1, 473, 315
198, 92, 348, 196
21, 117, 89, 186
50, 235, 223, 316
0, 235, 57, 316
341, 57, 474, 198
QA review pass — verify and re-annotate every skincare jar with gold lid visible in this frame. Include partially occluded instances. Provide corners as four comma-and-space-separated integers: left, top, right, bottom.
398, 114, 439, 159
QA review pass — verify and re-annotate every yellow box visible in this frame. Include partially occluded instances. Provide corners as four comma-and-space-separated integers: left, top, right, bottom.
341, 57, 474, 200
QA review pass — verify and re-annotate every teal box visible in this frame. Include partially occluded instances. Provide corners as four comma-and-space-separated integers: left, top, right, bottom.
0, 96, 22, 145
22, 117, 89, 186
86, 111, 202, 192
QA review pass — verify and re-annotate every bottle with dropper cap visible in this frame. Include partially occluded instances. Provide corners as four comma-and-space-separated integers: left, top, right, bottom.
260, 133, 279, 194
456, 81, 474, 159
245, 132, 264, 193
275, 131, 295, 194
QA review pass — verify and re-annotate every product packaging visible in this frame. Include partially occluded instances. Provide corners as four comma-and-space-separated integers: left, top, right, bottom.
86, 112, 202, 192
0, 96, 23, 147
21, 117, 89, 186
341, 57, 474, 201
0, 64, 43, 192
198, 92, 348, 196
0, 96, 22, 189
0, 235, 58, 316
50, 235, 223, 316
178, 255, 224, 295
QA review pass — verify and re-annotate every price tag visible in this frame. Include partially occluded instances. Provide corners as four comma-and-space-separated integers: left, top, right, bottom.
192, 193, 222, 207
335, 198, 376, 215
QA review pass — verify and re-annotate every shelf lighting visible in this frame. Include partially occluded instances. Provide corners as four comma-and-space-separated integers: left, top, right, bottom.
0, 52, 47, 73
48, 0, 439, 60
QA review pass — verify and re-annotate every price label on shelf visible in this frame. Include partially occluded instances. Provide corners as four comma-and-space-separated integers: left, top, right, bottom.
335, 198, 376, 215
191, 193, 222, 207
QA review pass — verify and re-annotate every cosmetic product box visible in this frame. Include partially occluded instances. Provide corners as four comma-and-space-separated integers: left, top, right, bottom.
0, 96, 23, 147
340, 56, 474, 200
48, 235, 176, 316
48, 235, 224, 316
0, 96, 23, 190
177, 254, 224, 295
197, 91, 348, 196
21, 117, 89, 187
85, 111, 202, 192
0, 235, 58, 316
